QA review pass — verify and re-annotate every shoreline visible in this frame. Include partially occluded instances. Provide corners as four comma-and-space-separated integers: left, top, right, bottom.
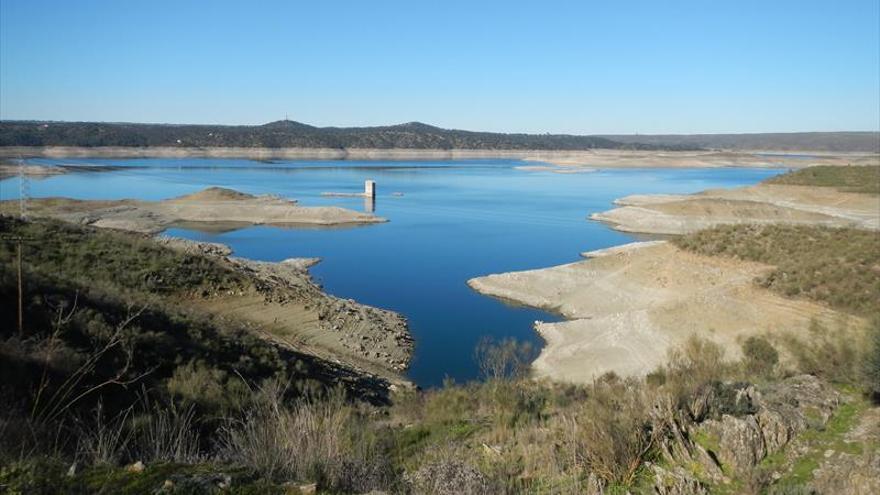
590, 183, 880, 234
468, 174, 878, 383
1, 146, 877, 169
468, 240, 856, 383
147, 235, 414, 388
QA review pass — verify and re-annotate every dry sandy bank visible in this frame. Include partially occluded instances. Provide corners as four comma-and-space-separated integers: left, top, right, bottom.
2, 146, 877, 169
468, 241, 856, 383
1, 187, 384, 233
592, 184, 880, 234
525, 149, 880, 169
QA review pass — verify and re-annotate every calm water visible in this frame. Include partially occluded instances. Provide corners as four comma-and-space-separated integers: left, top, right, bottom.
0, 158, 783, 386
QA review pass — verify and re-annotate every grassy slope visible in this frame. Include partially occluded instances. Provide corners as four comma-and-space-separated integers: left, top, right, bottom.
2, 211, 878, 493
764, 165, 880, 194
0, 216, 391, 415
673, 224, 880, 317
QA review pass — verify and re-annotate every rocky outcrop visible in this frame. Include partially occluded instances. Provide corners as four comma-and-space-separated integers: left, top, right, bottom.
228, 257, 414, 374
657, 376, 840, 485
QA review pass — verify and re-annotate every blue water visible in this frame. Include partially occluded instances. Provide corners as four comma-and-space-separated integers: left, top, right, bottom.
0, 158, 783, 386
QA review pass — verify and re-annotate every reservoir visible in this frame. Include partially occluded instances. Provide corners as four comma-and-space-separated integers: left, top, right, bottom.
0, 159, 782, 386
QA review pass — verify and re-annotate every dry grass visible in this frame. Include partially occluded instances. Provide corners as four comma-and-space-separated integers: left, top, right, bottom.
218, 384, 392, 491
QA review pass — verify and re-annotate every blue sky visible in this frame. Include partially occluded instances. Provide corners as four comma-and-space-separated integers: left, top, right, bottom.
1, 0, 878, 134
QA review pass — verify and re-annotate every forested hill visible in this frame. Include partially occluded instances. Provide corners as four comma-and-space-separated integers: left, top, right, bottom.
0, 120, 693, 150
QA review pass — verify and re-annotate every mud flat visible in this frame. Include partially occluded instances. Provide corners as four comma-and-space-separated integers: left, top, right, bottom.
468, 241, 856, 383
591, 183, 880, 234
1, 186, 384, 233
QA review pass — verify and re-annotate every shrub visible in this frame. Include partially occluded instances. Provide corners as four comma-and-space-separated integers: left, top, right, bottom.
862, 317, 880, 401
474, 336, 537, 381
218, 386, 393, 492
166, 360, 250, 412
405, 447, 495, 495
782, 319, 860, 385
742, 335, 779, 377
128, 396, 201, 464
661, 335, 730, 410
565, 376, 659, 487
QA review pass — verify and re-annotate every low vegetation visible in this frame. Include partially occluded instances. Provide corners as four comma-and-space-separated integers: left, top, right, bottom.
674, 224, 880, 316
2, 216, 878, 493
764, 165, 880, 194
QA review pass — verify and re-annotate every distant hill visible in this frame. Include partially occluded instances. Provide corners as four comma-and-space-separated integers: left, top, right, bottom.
2, 121, 875, 152
597, 132, 880, 153
0, 120, 692, 151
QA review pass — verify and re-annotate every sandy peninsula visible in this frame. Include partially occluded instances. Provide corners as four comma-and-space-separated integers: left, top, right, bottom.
468, 241, 855, 383
1, 186, 384, 233
591, 183, 880, 234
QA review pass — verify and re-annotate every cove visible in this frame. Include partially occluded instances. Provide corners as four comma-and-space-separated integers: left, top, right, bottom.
0, 158, 783, 386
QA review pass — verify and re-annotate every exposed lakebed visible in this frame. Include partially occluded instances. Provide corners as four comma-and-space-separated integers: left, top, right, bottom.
0, 158, 783, 386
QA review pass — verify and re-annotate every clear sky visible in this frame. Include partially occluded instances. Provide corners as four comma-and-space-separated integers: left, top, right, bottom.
1, 0, 878, 134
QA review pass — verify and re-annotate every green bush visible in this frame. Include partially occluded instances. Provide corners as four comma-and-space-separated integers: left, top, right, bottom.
741, 336, 779, 377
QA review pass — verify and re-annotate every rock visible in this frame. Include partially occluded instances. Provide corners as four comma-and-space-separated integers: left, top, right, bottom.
660, 375, 841, 480
298, 482, 317, 494
127, 461, 145, 473
698, 414, 767, 475
649, 463, 709, 495
481, 443, 502, 457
